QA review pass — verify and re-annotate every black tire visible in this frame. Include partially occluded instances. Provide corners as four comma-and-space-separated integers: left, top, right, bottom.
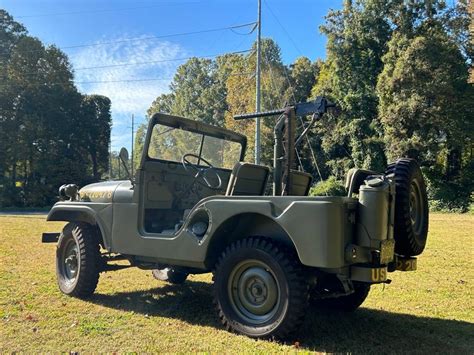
385, 158, 429, 256
213, 238, 309, 339
56, 222, 100, 298
312, 282, 371, 312
152, 268, 188, 284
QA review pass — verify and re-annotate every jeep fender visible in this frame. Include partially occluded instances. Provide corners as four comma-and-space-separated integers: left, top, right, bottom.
47, 203, 113, 250
201, 198, 351, 269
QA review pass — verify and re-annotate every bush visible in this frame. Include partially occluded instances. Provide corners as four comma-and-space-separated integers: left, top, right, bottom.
427, 182, 473, 213
309, 176, 346, 196
424, 163, 474, 213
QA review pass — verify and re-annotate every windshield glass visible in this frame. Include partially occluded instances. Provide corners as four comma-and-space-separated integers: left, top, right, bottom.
148, 123, 242, 169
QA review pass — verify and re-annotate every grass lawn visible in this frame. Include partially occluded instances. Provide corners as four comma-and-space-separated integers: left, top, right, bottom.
0, 213, 473, 353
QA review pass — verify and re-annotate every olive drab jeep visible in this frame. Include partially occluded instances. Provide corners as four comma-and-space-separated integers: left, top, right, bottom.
42, 97, 429, 339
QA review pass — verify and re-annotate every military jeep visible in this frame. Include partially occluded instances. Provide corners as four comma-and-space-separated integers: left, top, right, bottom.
43, 97, 429, 339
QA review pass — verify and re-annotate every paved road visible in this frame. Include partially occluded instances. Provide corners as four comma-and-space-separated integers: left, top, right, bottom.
0, 211, 48, 216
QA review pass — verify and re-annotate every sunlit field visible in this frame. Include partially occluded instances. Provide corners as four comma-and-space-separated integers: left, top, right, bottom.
0, 213, 472, 353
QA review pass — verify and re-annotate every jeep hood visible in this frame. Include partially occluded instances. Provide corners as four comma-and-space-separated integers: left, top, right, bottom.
80, 180, 132, 203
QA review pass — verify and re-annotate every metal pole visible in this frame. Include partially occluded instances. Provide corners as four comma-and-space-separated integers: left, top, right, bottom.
131, 114, 134, 177
255, 0, 262, 164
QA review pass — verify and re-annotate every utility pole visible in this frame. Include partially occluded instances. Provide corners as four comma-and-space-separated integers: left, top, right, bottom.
255, 0, 262, 164
131, 114, 134, 177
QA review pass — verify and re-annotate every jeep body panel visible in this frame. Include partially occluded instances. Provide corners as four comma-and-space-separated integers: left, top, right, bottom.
108, 194, 357, 270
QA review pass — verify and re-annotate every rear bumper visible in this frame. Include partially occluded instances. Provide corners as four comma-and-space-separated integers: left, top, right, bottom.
350, 255, 417, 284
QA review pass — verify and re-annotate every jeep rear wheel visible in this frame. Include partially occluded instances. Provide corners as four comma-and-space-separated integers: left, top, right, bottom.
385, 158, 429, 256
56, 222, 100, 298
213, 238, 309, 339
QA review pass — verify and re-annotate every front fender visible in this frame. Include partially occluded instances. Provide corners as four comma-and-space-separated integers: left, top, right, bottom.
47, 202, 113, 250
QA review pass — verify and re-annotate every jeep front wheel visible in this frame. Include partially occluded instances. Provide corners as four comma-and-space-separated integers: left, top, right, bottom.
213, 238, 309, 339
56, 222, 100, 298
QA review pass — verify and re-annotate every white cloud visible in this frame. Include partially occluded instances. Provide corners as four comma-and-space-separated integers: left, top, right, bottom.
69, 36, 187, 150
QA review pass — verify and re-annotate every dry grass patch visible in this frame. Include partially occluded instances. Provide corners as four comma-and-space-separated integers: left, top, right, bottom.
0, 213, 473, 352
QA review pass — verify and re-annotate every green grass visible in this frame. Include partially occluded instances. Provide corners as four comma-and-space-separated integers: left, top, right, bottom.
0, 213, 473, 353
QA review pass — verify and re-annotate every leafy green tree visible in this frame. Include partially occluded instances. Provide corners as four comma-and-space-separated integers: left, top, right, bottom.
78, 95, 112, 180
285, 57, 320, 104
147, 93, 174, 117
154, 57, 228, 126
312, 0, 393, 177
0, 10, 112, 206
377, 23, 473, 211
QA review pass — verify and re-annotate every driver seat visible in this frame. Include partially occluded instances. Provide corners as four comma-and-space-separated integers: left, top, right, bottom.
226, 162, 270, 196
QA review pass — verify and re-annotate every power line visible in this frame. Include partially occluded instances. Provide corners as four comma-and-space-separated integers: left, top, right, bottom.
75, 49, 253, 71
15, 2, 202, 18
65, 22, 257, 50
15, 49, 253, 77
0, 70, 254, 87
76, 70, 253, 85
76, 78, 173, 84
20, 22, 257, 54
263, 0, 304, 56
231, 23, 259, 36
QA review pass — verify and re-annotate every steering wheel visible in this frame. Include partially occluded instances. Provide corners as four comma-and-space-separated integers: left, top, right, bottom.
182, 153, 222, 190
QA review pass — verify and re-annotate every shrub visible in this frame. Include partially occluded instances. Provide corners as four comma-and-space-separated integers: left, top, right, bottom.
309, 176, 346, 196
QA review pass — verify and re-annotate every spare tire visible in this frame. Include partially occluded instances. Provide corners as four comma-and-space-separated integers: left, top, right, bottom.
385, 158, 429, 256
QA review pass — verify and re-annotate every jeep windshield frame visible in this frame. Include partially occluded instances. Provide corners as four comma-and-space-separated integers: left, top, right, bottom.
141, 113, 247, 170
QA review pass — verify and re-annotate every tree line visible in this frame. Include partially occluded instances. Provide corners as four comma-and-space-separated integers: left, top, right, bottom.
137, 0, 473, 212
1, 1, 472, 211
0, 10, 112, 207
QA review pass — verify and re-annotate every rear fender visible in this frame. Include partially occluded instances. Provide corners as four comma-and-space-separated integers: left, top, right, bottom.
201, 198, 351, 269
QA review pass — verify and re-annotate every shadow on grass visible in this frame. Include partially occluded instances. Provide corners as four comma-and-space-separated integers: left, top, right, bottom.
88, 280, 474, 353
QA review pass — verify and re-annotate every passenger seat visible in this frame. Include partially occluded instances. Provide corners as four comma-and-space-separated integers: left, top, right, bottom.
286, 170, 313, 196
226, 162, 270, 196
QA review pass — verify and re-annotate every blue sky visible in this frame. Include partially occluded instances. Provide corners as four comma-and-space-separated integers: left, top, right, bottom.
2, 0, 342, 151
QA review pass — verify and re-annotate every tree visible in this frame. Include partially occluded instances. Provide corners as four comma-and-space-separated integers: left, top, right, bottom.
0, 10, 112, 206
224, 38, 289, 164
311, 0, 393, 177
147, 93, 175, 117
284, 57, 320, 104
78, 95, 112, 180
377, 24, 474, 210
144, 38, 293, 166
